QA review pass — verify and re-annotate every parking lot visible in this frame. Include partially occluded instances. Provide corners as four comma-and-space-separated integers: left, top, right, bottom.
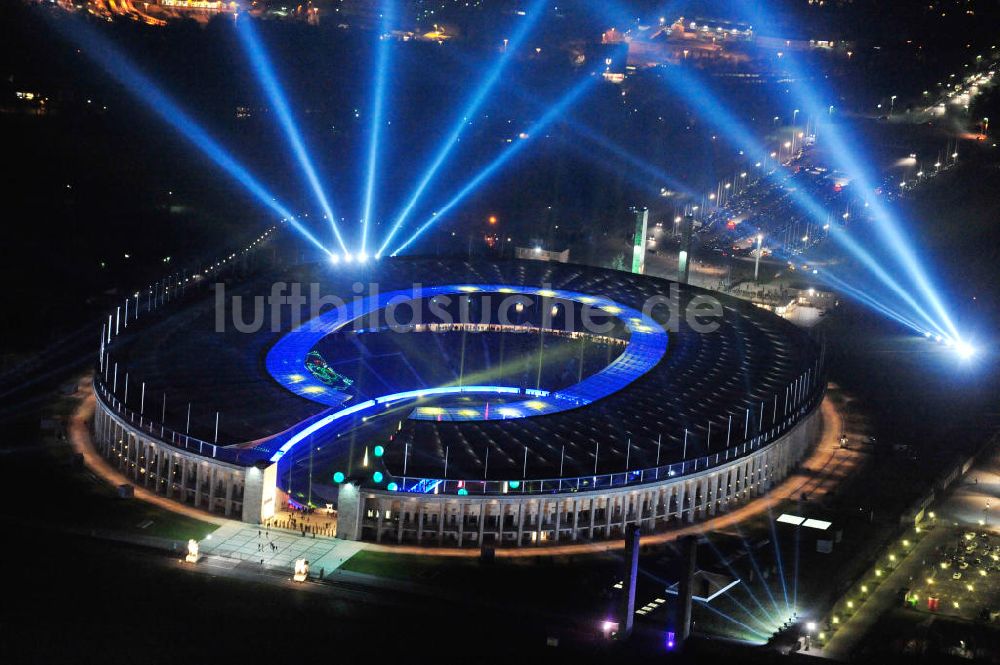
903, 527, 1000, 621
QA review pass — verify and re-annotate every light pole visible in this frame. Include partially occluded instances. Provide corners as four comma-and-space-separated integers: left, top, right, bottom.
889, 94, 897, 116
793, 108, 800, 124
754, 234, 763, 282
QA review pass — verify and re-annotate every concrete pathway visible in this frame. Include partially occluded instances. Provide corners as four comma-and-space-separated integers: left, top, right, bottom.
67, 379, 231, 527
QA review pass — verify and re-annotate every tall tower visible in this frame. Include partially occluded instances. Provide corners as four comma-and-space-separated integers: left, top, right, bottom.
674, 534, 697, 647
618, 524, 641, 639
677, 214, 694, 284
630, 207, 649, 274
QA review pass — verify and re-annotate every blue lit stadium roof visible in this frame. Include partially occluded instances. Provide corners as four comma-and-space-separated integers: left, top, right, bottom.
110, 257, 821, 482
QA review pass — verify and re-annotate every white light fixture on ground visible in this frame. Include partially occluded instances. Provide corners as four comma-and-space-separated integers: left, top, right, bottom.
293, 558, 309, 582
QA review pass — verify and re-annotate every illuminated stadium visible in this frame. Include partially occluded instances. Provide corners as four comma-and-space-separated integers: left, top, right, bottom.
93, 252, 824, 547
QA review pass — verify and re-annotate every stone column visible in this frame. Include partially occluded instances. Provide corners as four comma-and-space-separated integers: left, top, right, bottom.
208, 466, 218, 513
224, 472, 234, 516
178, 458, 188, 503
535, 500, 545, 544
516, 499, 525, 546
194, 462, 204, 508
416, 502, 425, 542
571, 499, 580, 541
436, 501, 445, 545
143, 442, 154, 487
554, 499, 563, 542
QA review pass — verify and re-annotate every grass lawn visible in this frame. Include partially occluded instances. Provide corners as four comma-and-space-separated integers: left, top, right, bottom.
0, 392, 218, 543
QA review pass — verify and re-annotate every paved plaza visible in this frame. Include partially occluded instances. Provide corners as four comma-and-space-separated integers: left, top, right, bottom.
200, 523, 364, 575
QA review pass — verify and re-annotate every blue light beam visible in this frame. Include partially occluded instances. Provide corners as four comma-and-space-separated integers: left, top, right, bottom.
235, 15, 349, 254
767, 507, 791, 614
655, 63, 947, 336
741, 3, 961, 340
433, 42, 698, 199
765, 239, 932, 335
818, 271, 929, 334
360, 0, 395, 257
698, 602, 770, 643
700, 529, 779, 628
376, 0, 550, 257
389, 76, 597, 256
52, 15, 329, 256
733, 525, 782, 618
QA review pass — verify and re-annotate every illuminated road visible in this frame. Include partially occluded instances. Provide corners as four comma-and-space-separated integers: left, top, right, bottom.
935, 443, 1000, 532
68, 376, 230, 527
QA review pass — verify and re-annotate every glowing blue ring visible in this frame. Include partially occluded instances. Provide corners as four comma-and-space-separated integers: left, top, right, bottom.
265, 285, 667, 462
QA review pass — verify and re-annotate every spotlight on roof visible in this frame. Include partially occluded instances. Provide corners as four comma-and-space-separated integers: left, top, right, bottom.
343, 252, 354, 263
357, 252, 369, 263
956, 340, 976, 360
329, 253, 340, 265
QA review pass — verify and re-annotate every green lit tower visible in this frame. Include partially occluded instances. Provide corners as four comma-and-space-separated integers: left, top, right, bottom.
630, 206, 649, 274
677, 214, 694, 284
